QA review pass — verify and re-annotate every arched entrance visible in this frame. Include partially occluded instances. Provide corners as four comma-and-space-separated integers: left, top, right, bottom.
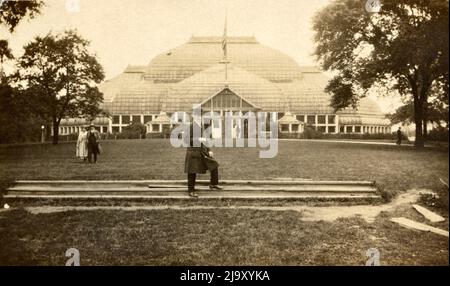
200, 87, 259, 139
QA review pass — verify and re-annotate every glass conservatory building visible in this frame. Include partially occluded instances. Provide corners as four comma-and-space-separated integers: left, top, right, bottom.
58, 36, 391, 136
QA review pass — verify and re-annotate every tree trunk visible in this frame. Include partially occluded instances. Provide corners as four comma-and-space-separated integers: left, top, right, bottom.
52, 120, 59, 145
46, 123, 51, 140
413, 95, 424, 148
422, 101, 428, 142
423, 119, 428, 142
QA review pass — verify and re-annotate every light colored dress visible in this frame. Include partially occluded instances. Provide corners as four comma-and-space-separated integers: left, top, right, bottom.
76, 130, 88, 158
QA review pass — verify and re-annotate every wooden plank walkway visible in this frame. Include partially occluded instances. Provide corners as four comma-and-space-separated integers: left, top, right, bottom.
4, 180, 381, 202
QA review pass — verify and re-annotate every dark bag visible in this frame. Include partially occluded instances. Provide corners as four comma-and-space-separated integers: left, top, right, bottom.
200, 145, 219, 171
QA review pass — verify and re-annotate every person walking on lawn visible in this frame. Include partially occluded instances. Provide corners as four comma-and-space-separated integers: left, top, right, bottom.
396, 127, 402, 145
76, 126, 89, 162
184, 119, 222, 198
87, 124, 101, 163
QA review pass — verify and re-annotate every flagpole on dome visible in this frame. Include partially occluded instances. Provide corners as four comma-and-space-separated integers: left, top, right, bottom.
220, 9, 230, 86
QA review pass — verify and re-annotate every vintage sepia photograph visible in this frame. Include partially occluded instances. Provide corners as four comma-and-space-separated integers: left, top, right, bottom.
0, 0, 448, 271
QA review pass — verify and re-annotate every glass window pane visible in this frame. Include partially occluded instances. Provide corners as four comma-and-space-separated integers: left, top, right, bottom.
318, 115, 326, 124
132, 115, 141, 123
144, 115, 152, 123
328, 115, 335, 124
122, 115, 130, 124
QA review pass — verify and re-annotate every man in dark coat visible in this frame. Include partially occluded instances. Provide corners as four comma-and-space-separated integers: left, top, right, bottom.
396, 127, 402, 145
87, 124, 101, 163
184, 120, 222, 197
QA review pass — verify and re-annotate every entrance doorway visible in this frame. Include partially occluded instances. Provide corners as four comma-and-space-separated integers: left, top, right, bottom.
200, 88, 258, 139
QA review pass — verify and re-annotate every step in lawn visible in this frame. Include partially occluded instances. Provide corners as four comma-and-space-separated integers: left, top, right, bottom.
4, 180, 382, 203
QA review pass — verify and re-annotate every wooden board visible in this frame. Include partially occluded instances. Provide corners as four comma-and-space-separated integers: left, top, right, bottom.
390, 217, 449, 237
412, 204, 445, 223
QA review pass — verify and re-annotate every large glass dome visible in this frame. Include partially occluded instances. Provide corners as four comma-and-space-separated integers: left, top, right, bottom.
94, 35, 390, 132
144, 36, 304, 83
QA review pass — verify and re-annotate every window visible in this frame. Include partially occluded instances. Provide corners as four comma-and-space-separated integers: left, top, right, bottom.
355, 126, 361, 133
152, 124, 160, 132
112, 127, 119, 133
317, 115, 326, 124
328, 115, 335, 124
307, 115, 316, 124
296, 115, 304, 122
340, 126, 345, 133
132, 115, 141, 124
291, 124, 299, 132
281, 124, 289, 132
112, 115, 120, 124
122, 115, 130, 124
328, 126, 336, 133
317, 126, 326, 133
144, 115, 152, 124
208, 89, 251, 109
346, 126, 353, 133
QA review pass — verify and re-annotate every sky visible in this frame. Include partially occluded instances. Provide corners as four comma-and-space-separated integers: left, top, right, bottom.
0, 0, 401, 112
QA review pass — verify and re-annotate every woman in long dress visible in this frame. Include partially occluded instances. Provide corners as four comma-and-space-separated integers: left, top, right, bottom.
76, 127, 88, 162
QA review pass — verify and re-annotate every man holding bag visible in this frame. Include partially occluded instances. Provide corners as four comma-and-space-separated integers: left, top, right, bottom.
184, 119, 222, 198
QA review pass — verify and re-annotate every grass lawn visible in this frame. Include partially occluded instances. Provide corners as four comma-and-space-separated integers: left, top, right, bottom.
0, 139, 448, 191
0, 207, 448, 266
0, 139, 448, 265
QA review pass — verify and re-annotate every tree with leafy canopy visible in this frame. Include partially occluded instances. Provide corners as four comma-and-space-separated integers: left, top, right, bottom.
0, 0, 45, 143
313, 0, 449, 148
389, 97, 449, 131
0, 39, 13, 63
17, 30, 105, 144
0, 39, 13, 78
0, 0, 44, 32
1, 0, 44, 75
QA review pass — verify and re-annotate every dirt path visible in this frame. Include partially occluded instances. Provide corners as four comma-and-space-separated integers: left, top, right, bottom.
6, 189, 425, 223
